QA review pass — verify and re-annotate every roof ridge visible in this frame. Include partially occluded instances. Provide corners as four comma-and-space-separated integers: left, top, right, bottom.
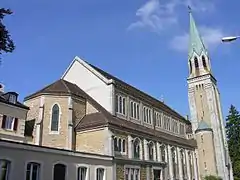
61, 79, 71, 94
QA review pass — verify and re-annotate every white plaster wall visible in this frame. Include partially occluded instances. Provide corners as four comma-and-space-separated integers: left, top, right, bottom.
62, 59, 114, 114
0, 142, 113, 180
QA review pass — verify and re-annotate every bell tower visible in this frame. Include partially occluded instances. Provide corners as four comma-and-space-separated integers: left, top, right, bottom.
187, 9, 233, 180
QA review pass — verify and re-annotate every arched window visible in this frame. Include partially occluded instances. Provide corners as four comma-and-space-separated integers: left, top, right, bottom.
122, 139, 126, 153
194, 57, 199, 68
148, 142, 154, 160
118, 139, 122, 152
114, 137, 118, 151
130, 101, 133, 117
78, 166, 87, 180
53, 163, 66, 180
202, 56, 207, 68
51, 104, 60, 132
160, 145, 166, 162
26, 162, 40, 180
96, 168, 105, 180
189, 152, 193, 180
0, 159, 11, 180
172, 148, 177, 179
133, 138, 140, 159
180, 150, 186, 179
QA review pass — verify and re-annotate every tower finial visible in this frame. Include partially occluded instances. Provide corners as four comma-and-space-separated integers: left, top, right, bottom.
188, 5, 192, 13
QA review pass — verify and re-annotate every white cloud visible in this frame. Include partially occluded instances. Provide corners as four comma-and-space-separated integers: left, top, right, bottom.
170, 26, 225, 52
128, 0, 215, 33
127, 0, 177, 33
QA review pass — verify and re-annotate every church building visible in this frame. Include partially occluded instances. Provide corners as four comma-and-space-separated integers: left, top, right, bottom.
187, 10, 233, 180
0, 9, 233, 180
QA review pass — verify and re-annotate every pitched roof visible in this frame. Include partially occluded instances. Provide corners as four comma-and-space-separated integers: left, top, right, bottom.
25, 79, 196, 148
188, 10, 207, 59
88, 63, 190, 124
76, 112, 197, 148
0, 92, 29, 110
24, 79, 86, 100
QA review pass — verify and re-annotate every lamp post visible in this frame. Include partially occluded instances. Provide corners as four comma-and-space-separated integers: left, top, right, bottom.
222, 36, 240, 42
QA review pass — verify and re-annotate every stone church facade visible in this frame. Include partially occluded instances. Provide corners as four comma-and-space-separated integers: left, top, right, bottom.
0, 10, 233, 180
187, 11, 233, 180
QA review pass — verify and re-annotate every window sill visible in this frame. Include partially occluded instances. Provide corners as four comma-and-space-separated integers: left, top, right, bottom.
3, 128, 15, 132
116, 112, 127, 116
49, 131, 60, 135
114, 151, 127, 156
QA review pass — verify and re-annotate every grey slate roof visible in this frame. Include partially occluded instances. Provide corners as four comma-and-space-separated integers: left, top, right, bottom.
24, 79, 86, 100
0, 92, 29, 110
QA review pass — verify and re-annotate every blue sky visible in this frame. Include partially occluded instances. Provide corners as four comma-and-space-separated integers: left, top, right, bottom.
1, 0, 240, 119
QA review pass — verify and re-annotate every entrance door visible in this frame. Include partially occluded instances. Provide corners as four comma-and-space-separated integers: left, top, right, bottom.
153, 169, 161, 180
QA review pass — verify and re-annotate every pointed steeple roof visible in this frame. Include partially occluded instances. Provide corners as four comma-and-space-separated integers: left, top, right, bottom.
188, 7, 207, 59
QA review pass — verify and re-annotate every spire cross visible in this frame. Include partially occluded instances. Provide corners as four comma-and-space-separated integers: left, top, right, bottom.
188, 5, 192, 13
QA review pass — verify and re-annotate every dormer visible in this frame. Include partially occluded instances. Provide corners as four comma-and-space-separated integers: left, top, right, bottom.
3, 92, 18, 104
8, 92, 18, 104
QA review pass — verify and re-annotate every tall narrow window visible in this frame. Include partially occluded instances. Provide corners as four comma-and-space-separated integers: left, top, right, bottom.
118, 139, 122, 152
124, 167, 140, 180
160, 146, 165, 162
0, 159, 10, 180
194, 57, 199, 68
180, 151, 186, 179
130, 101, 140, 120
3, 116, 14, 130
130, 102, 133, 117
77, 167, 87, 180
189, 152, 193, 180
172, 148, 177, 179
116, 95, 126, 115
26, 162, 40, 180
53, 163, 66, 180
51, 104, 60, 132
122, 139, 126, 153
148, 142, 154, 161
133, 139, 140, 159
143, 106, 152, 124
189, 60, 192, 73
125, 168, 129, 180
114, 137, 118, 151
202, 56, 207, 68
96, 168, 104, 180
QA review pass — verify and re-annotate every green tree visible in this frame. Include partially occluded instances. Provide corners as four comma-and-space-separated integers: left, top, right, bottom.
0, 8, 15, 60
226, 105, 240, 178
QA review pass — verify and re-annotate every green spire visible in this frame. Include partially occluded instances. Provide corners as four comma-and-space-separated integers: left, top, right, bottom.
188, 7, 207, 59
